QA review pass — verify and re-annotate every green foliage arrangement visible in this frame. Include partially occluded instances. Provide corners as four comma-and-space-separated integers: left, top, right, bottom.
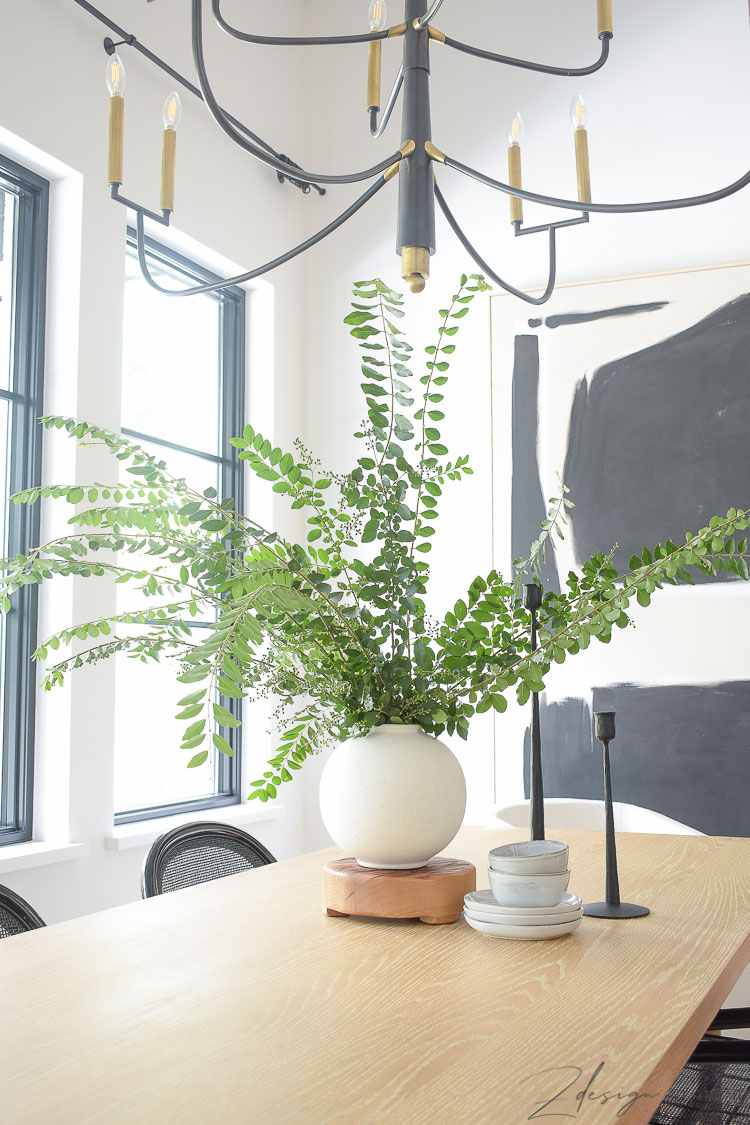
1, 275, 749, 803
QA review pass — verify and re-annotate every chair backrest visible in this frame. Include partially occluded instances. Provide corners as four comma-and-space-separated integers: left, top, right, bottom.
0, 885, 45, 938
141, 821, 276, 898
496, 798, 704, 835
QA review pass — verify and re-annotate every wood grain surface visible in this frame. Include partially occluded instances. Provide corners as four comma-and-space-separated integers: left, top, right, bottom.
1, 827, 749, 1125
322, 855, 477, 923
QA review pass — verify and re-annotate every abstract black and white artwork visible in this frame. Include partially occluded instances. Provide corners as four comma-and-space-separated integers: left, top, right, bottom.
490, 263, 750, 836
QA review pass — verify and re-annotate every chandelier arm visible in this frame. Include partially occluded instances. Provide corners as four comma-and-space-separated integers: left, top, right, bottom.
371, 66, 405, 138
134, 175, 392, 298
192, 0, 405, 186
442, 31, 611, 77
415, 0, 448, 29
434, 181, 557, 306
211, 0, 399, 46
441, 153, 750, 214
368, 65, 404, 137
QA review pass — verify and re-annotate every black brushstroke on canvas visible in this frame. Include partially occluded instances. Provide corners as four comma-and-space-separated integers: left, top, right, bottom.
528, 301, 669, 331
511, 335, 560, 592
523, 683, 750, 836
522, 697, 594, 798
562, 293, 750, 579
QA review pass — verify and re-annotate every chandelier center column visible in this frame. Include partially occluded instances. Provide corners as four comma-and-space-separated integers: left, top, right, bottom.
397, 1, 435, 293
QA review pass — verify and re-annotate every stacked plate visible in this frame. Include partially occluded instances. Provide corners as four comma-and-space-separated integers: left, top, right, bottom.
463, 889, 583, 940
463, 840, 583, 940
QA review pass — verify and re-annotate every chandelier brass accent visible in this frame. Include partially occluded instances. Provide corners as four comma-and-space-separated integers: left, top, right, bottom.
424, 141, 445, 164
401, 246, 430, 293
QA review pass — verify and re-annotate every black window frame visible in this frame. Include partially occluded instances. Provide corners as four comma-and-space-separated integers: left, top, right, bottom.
115, 229, 246, 825
0, 155, 48, 846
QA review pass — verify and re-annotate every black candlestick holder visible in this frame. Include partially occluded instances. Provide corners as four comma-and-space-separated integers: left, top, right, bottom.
583, 711, 650, 920
523, 583, 545, 842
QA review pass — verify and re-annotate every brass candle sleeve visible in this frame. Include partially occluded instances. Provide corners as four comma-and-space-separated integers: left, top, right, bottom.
108, 95, 124, 186
508, 145, 523, 223
597, 0, 613, 38
367, 40, 382, 111
574, 128, 591, 203
160, 128, 177, 213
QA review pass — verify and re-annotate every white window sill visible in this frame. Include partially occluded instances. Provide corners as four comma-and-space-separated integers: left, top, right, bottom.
0, 841, 89, 875
104, 802, 286, 852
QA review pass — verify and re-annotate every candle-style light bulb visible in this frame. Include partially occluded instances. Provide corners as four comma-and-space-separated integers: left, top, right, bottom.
105, 52, 126, 96
507, 110, 524, 148
160, 91, 182, 214
105, 53, 126, 186
570, 93, 592, 204
368, 0, 387, 30
507, 109, 524, 225
570, 93, 588, 131
162, 90, 182, 131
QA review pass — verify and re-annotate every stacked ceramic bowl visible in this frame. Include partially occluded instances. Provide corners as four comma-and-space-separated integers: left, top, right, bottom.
463, 840, 583, 940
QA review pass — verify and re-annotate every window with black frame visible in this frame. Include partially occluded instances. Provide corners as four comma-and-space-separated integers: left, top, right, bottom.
114, 230, 245, 824
0, 156, 48, 846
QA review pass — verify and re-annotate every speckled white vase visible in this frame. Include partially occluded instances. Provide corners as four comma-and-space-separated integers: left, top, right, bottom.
319, 724, 467, 869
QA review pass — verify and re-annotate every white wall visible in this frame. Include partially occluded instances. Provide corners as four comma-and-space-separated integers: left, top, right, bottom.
293, 0, 750, 844
0, 0, 321, 920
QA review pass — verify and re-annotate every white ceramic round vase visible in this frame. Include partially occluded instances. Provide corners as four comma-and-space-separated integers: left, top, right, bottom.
319, 723, 467, 869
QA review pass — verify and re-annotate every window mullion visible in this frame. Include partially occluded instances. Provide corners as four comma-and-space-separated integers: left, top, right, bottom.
0, 159, 48, 845
114, 234, 246, 824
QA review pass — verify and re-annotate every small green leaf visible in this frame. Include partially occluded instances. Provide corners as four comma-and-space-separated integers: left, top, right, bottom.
213, 702, 241, 728
213, 732, 234, 757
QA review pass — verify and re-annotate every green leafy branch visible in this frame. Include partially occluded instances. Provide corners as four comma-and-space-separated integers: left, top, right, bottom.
512, 475, 574, 587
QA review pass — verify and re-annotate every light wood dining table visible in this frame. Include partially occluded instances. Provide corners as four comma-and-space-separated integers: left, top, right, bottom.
1, 826, 749, 1124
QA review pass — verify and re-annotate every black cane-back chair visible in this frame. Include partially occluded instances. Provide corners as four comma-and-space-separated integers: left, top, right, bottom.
141, 821, 276, 898
650, 1008, 750, 1123
0, 884, 45, 938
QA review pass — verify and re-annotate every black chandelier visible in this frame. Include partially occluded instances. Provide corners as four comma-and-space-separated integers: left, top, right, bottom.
94, 0, 750, 304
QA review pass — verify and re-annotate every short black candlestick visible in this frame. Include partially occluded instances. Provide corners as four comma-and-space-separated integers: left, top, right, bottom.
523, 583, 544, 842
584, 711, 650, 920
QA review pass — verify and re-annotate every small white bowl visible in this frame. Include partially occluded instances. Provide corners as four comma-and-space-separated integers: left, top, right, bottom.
488, 866, 570, 908
489, 840, 569, 874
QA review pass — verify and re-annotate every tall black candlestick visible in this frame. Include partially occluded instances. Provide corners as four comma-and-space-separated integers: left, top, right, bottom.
523, 583, 544, 841
584, 711, 650, 920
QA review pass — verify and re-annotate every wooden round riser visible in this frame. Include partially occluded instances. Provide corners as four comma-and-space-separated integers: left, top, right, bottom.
323, 857, 476, 925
